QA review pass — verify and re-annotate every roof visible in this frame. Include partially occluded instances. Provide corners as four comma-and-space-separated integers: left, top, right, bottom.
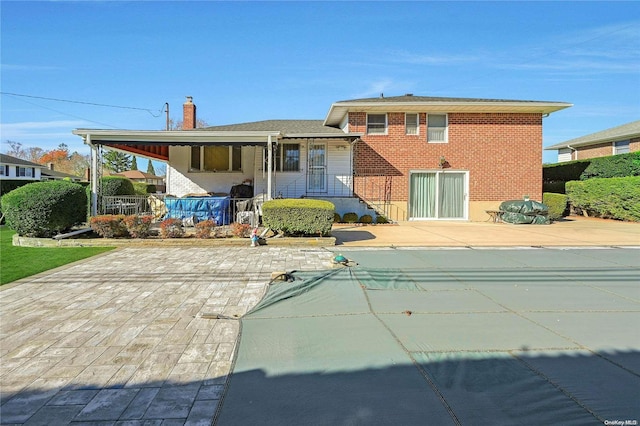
0, 154, 46, 168
202, 119, 361, 138
114, 170, 164, 180
324, 94, 572, 126
41, 169, 83, 180
545, 120, 640, 150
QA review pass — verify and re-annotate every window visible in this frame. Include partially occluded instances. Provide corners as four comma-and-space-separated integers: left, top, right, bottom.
190, 146, 242, 172
614, 140, 630, 155
0, 165, 5, 176
406, 113, 419, 135
367, 114, 387, 134
17, 167, 33, 177
277, 144, 300, 172
427, 114, 447, 143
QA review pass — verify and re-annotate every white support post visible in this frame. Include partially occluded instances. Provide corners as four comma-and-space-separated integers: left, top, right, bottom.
89, 136, 98, 217
267, 135, 273, 200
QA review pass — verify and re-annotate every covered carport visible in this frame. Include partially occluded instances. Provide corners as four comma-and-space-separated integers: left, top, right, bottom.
72, 129, 281, 216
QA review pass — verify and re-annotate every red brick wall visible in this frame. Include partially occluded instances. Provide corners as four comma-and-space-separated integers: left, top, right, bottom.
352, 112, 543, 202
576, 142, 612, 160
576, 137, 640, 160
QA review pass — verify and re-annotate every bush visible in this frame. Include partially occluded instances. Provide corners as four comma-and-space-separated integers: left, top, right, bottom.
566, 176, 640, 222
101, 176, 135, 196
334, 213, 342, 223
580, 151, 640, 180
90, 215, 128, 238
376, 215, 389, 224
543, 152, 640, 194
2, 181, 87, 237
359, 214, 373, 224
262, 199, 335, 236
159, 218, 184, 238
123, 215, 154, 238
542, 193, 568, 221
195, 219, 217, 239
133, 182, 156, 195
342, 212, 359, 223
230, 222, 251, 238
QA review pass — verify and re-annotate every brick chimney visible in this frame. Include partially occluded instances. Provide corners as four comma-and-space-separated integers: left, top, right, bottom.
182, 96, 196, 130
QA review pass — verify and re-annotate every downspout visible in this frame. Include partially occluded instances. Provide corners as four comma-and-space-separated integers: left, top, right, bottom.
567, 144, 577, 161
267, 135, 273, 200
88, 134, 98, 217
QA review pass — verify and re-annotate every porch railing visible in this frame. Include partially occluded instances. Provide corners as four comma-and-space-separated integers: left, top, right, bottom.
100, 195, 256, 226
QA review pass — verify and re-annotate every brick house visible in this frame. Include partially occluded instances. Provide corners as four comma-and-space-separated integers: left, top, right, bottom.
74, 95, 570, 221
545, 120, 640, 163
325, 95, 570, 221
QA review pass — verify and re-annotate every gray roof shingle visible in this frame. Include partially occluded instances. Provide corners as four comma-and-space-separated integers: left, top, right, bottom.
201, 120, 350, 136
545, 120, 640, 150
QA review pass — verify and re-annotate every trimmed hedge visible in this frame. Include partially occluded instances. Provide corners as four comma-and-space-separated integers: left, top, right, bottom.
542, 193, 568, 221
566, 176, 640, 222
1, 181, 87, 237
262, 198, 335, 236
342, 212, 359, 223
133, 182, 157, 195
102, 176, 135, 196
543, 152, 640, 193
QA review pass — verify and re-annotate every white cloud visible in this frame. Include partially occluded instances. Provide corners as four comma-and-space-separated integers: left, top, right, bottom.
1, 63, 64, 71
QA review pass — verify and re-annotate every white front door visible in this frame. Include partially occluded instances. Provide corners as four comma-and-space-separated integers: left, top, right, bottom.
307, 142, 327, 192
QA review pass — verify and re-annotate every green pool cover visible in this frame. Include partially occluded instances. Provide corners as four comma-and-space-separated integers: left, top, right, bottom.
214, 248, 640, 425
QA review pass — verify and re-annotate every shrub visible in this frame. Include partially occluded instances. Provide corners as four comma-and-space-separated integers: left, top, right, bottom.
90, 215, 128, 238
542, 193, 568, 221
334, 212, 342, 223
123, 215, 154, 238
2, 181, 87, 237
342, 212, 358, 223
580, 151, 640, 180
101, 176, 135, 196
230, 222, 251, 238
566, 176, 640, 222
359, 214, 373, 224
262, 199, 335, 236
376, 215, 389, 224
195, 219, 217, 239
133, 182, 156, 195
159, 218, 184, 238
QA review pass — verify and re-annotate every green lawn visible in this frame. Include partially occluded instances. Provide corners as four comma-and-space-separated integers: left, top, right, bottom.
0, 226, 115, 286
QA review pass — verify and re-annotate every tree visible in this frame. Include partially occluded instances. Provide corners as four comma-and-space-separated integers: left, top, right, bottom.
131, 156, 138, 170
5, 140, 26, 159
27, 147, 44, 163
103, 150, 131, 173
166, 118, 209, 130
146, 160, 156, 175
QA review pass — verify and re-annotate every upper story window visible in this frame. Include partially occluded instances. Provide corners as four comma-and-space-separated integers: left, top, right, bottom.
405, 113, 419, 135
0, 165, 5, 176
614, 140, 630, 155
427, 114, 448, 143
367, 114, 387, 135
190, 146, 242, 172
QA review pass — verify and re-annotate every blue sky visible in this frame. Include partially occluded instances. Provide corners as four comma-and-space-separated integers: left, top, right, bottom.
1, 1, 639, 166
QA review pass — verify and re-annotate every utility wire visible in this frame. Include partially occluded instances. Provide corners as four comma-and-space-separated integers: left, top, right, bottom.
0, 91, 164, 117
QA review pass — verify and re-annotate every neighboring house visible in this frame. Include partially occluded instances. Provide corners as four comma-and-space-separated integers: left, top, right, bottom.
41, 164, 84, 182
0, 154, 44, 181
113, 170, 166, 192
545, 120, 640, 163
73, 95, 570, 221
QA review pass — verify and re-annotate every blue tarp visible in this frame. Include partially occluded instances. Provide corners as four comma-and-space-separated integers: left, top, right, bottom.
164, 196, 231, 225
